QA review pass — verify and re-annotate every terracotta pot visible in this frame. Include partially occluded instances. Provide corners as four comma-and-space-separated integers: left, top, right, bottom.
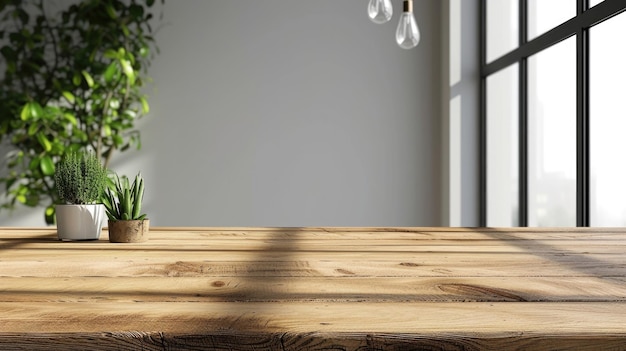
107, 219, 149, 243
56, 204, 105, 241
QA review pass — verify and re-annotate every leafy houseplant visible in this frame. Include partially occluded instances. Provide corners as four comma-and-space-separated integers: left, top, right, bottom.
0, 0, 161, 224
102, 172, 149, 243
54, 150, 108, 241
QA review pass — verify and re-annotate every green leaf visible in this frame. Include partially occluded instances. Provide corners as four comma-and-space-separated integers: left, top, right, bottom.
109, 121, 124, 130
16, 194, 26, 204
81, 70, 94, 88
119, 59, 135, 85
104, 49, 118, 59
139, 46, 149, 58
123, 187, 131, 218
109, 98, 121, 110
40, 156, 54, 176
129, 4, 144, 19
17, 185, 28, 195
101, 190, 113, 211
121, 24, 130, 37
29, 157, 40, 172
36, 133, 52, 152
88, 49, 96, 63
20, 102, 42, 121
126, 51, 136, 65
30, 102, 43, 119
104, 62, 118, 84
42, 105, 60, 121
62, 91, 75, 104
25, 195, 39, 207
133, 135, 142, 150
123, 109, 137, 119
140, 96, 150, 114
20, 104, 30, 121
132, 175, 144, 219
45, 205, 55, 225
72, 73, 81, 86
73, 129, 88, 142
105, 4, 117, 19
103, 125, 112, 137
50, 141, 64, 154
112, 135, 123, 147
27, 123, 39, 136
64, 113, 77, 126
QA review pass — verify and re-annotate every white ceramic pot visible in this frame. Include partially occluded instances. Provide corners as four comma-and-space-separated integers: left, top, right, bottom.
55, 204, 105, 241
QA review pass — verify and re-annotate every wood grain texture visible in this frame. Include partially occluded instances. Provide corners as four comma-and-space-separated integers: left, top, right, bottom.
1, 227, 626, 350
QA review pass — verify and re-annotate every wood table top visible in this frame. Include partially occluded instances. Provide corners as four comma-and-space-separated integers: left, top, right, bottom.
1, 227, 626, 350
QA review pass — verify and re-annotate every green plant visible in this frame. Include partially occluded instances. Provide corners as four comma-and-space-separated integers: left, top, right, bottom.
102, 172, 146, 221
55, 151, 108, 205
0, 0, 161, 223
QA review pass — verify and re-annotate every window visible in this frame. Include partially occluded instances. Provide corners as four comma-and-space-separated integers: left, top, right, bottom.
481, 0, 626, 227
486, 0, 518, 63
590, 11, 626, 226
528, 37, 577, 226
527, 0, 576, 40
486, 65, 519, 226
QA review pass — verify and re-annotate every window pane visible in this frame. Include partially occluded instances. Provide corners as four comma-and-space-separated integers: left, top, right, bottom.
528, 0, 576, 41
590, 12, 626, 226
528, 37, 576, 227
487, 0, 518, 63
487, 64, 519, 226
590, 0, 604, 7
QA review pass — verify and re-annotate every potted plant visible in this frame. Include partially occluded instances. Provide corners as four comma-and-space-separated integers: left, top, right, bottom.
102, 172, 149, 243
54, 150, 108, 241
0, 0, 162, 224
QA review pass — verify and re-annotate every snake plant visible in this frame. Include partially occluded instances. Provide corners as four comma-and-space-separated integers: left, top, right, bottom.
102, 173, 146, 221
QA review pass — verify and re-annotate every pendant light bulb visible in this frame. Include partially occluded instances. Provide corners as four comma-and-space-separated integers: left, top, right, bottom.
396, 0, 420, 49
368, 0, 393, 24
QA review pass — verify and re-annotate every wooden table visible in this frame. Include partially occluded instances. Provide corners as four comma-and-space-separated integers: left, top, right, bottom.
1, 227, 626, 350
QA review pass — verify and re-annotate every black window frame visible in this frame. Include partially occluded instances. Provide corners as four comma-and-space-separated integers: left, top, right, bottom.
480, 0, 626, 227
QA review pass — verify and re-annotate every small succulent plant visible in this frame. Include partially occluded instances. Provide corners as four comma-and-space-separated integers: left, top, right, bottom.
102, 172, 146, 221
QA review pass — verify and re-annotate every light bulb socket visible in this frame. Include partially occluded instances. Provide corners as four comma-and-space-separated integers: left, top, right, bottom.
403, 0, 413, 13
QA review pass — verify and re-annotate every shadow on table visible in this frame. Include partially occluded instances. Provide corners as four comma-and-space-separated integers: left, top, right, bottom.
0, 231, 58, 251
480, 227, 626, 278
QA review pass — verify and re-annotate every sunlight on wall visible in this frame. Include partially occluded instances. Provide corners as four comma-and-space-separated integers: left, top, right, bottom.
447, 0, 461, 226
444, 0, 479, 226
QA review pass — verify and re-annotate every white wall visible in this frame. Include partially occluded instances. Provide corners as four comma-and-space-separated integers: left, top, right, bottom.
1, 0, 446, 227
